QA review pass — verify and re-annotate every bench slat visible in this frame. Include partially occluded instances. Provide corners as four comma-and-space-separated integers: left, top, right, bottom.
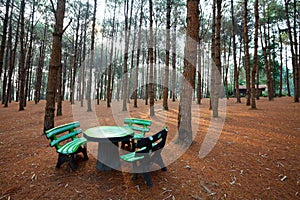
57, 137, 88, 154
45, 121, 80, 139
124, 118, 152, 126
50, 129, 82, 147
125, 125, 150, 133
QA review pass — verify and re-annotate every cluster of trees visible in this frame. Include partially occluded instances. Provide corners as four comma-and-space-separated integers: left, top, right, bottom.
0, 0, 299, 143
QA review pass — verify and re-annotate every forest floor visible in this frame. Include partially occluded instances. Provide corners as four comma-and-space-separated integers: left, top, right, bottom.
0, 97, 299, 200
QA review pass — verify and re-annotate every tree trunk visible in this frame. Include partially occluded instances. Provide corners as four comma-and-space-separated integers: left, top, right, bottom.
251, 0, 259, 109
134, 0, 144, 108
211, 0, 222, 117
80, 1, 89, 107
162, 0, 171, 110
148, 0, 155, 116
24, 0, 36, 107
122, 0, 134, 111
285, 45, 291, 96
292, 0, 299, 100
18, 0, 26, 111
0, 0, 11, 82
196, 43, 201, 104
210, 0, 216, 111
171, 10, 177, 102
285, 0, 298, 102
35, 23, 47, 104
44, 0, 66, 131
232, 0, 241, 105
107, 0, 117, 108
56, 59, 63, 116
266, 16, 274, 101
70, 8, 81, 104
5, 0, 18, 107
177, 0, 199, 145
244, 0, 251, 106
279, 28, 283, 97
87, 0, 97, 112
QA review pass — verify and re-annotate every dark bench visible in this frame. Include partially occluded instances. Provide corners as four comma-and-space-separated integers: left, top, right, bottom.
121, 118, 152, 151
45, 121, 88, 171
120, 127, 168, 187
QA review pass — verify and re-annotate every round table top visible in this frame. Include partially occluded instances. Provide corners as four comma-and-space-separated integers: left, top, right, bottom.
84, 126, 134, 142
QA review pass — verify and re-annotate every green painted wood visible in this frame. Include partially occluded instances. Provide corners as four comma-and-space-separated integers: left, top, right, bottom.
125, 125, 150, 133
45, 121, 80, 139
50, 129, 82, 148
57, 137, 88, 154
124, 118, 152, 126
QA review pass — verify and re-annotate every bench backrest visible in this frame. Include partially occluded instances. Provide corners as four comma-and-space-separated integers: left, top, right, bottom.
45, 121, 82, 149
135, 127, 168, 156
124, 118, 152, 136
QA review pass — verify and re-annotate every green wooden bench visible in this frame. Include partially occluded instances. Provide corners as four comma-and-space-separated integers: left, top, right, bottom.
45, 121, 88, 171
120, 127, 168, 187
121, 118, 152, 151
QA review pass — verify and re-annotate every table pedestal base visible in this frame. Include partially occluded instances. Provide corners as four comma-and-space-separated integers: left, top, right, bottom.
96, 142, 120, 171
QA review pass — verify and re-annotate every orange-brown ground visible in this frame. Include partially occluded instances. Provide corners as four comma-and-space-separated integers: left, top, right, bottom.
0, 97, 299, 199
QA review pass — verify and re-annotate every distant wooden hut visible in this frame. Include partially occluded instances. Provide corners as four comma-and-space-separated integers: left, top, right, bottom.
235, 85, 267, 96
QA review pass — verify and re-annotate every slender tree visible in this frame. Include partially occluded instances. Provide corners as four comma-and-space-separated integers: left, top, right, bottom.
285, 0, 299, 102
2, 0, 13, 105
44, 0, 66, 131
162, 0, 172, 110
70, 6, 81, 104
171, 6, 178, 102
134, 0, 144, 108
122, 0, 134, 111
0, 0, 11, 82
24, 0, 36, 107
251, 0, 259, 109
34, 23, 47, 104
278, 28, 283, 97
244, 0, 251, 106
214, 0, 222, 116
177, 0, 199, 145
210, 0, 216, 111
107, 0, 117, 108
5, 0, 19, 107
80, 1, 89, 107
231, 0, 241, 103
87, 0, 97, 112
149, 0, 155, 116
18, 0, 26, 111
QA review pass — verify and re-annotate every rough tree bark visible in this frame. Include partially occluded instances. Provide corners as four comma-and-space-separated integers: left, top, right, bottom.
177, 0, 199, 145
18, 0, 26, 111
231, 0, 241, 103
87, 0, 97, 112
0, 0, 11, 82
251, 0, 259, 109
133, 0, 144, 108
244, 0, 251, 106
44, 0, 66, 131
107, 0, 117, 108
148, 0, 155, 116
162, 0, 171, 110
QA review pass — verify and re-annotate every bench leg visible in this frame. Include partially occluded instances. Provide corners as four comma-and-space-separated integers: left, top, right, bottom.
56, 153, 69, 169
142, 172, 153, 188
56, 153, 78, 171
69, 154, 77, 171
81, 146, 89, 161
154, 154, 167, 171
